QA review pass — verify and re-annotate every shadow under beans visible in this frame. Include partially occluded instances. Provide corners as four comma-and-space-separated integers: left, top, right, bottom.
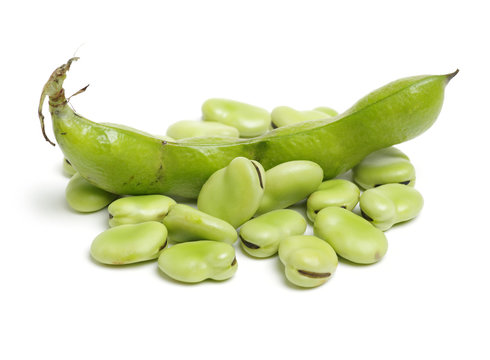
28, 183, 70, 215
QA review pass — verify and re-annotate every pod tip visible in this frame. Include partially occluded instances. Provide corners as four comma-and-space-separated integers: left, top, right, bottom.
446, 69, 459, 82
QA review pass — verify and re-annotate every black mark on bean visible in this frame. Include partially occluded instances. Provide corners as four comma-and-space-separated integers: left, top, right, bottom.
251, 161, 264, 189
361, 210, 373, 222
298, 269, 331, 278
240, 237, 260, 249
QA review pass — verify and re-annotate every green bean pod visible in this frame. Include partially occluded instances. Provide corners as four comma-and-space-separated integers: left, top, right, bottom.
39, 58, 456, 198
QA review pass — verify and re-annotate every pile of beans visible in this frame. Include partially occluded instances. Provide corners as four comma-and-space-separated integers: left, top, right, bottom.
63, 100, 424, 288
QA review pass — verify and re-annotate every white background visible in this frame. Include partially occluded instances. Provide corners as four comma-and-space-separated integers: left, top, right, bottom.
1, 0, 489, 359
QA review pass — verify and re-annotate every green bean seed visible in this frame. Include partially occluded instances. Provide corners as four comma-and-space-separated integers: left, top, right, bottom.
66, 173, 118, 213
163, 204, 237, 244
197, 157, 265, 228
314, 207, 388, 264
166, 120, 239, 140
90, 221, 168, 265
62, 158, 77, 177
108, 195, 176, 227
353, 147, 416, 189
278, 235, 338, 288
239, 209, 306, 257
360, 184, 424, 231
313, 107, 339, 117
306, 179, 360, 222
202, 98, 270, 137
158, 240, 237, 283
271, 106, 335, 128
256, 160, 323, 215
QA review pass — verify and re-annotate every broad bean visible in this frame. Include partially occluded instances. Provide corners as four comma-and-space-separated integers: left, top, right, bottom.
62, 158, 76, 177
360, 184, 424, 230
163, 204, 237, 244
313, 107, 339, 117
256, 160, 323, 215
202, 98, 270, 137
197, 157, 265, 228
239, 209, 306, 257
108, 195, 176, 227
90, 221, 168, 265
353, 147, 416, 189
314, 207, 388, 264
278, 235, 338, 288
66, 173, 118, 213
306, 179, 360, 222
166, 120, 239, 140
271, 106, 335, 128
158, 241, 237, 283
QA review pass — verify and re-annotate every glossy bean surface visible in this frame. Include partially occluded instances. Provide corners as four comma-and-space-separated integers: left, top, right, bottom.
271, 106, 334, 128
90, 221, 168, 265
108, 195, 176, 227
279, 235, 338, 288
360, 183, 424, 230
353, 147, 416, 189
314, 207, 388, 264
197, 157, 265, 227
306, 179, 360, 222
66, 172, 118, 213
166, 120, 239, 140
240, 209, 306, 257
202, 98, 270, 137
256, 160, 323, 215
158, 240, 237, 283
163, 204, 237, 244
